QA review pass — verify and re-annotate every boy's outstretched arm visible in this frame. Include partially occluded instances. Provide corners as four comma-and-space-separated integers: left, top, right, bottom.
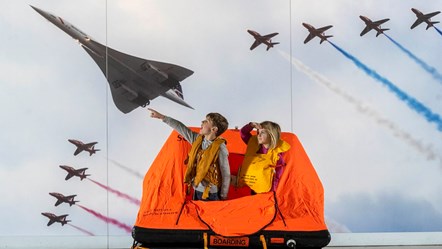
148, 108, 165, 120
148, 108, 198, 143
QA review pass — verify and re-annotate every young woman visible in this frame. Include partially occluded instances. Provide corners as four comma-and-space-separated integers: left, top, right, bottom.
235, 121, 290, 194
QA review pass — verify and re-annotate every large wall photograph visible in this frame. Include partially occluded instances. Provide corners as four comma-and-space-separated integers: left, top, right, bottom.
1, 0, 441, 244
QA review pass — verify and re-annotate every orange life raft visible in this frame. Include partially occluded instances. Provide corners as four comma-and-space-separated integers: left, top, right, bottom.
132, 128, 331, 248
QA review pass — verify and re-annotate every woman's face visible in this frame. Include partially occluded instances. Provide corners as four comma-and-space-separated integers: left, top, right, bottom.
257, 128, 271, 146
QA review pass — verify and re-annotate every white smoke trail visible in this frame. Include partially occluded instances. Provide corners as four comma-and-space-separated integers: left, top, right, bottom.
325, 216, 351, 233
278, 49, 442, 167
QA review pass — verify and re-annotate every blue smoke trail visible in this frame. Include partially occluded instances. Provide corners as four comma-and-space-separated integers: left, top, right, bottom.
278, 49, 442, 166
384, 34, 442, 84
328, 41, 442, 132
435, 27, 442, 36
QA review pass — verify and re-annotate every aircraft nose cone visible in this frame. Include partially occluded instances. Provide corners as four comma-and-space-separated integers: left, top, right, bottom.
302, 23, 310, 29
29, 5, 38, 11
30, 5, 46, 16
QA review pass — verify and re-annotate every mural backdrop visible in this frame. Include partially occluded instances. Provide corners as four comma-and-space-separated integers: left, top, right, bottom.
1, 0, 441, 240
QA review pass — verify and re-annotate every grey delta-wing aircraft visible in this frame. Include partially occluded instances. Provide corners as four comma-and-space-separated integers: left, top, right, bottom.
31, 6, 193, 113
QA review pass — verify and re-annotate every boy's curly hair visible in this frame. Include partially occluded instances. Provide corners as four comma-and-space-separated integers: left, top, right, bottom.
206, 113, 228, 136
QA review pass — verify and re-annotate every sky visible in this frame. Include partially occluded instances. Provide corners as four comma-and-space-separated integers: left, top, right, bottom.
1, 0, 442, 239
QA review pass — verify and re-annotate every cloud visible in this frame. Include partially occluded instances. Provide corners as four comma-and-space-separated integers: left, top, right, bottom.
328, 191, 442, 232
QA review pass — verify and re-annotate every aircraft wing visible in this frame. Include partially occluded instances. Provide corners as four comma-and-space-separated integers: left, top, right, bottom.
65, 173, 74, 180
262, 32, 278, 39
83, 40, 194, 113
411, 19, 423, 29
77, 168, 88, 173
373, 18, 389, 25
106, 44, 194, 82
47, 220, 55, 226
360, 26, 372, 36
249, 40, 261, 50
304, 33, 316, 44
73, 148, 82, 156
55, 200, 63, 206
84, 142, 97, 147
317, 25, 333, 32
83, 46, 141, 113
424, 11, 441, 19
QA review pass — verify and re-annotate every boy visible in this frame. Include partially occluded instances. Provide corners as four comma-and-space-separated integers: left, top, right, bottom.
148, 108, 230, 201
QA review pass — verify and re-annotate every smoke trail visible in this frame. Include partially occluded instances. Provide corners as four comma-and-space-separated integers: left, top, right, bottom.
88, 178, 140, 206
107, 158, 144, 180
277, 49, 442, 167
328, 41, 442, 132
435, 27, 442, 36
67, 223, 95, 236
384, 34, 442, 83
76, 204, 132, 233
325, 216, 351, 233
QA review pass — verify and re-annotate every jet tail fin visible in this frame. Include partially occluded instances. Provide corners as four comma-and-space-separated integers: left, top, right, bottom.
266, 42, 280, 51
62, 220, 71, 226
376, 28, 389, 37
427, 21, 439, 30
80, 174, 91, 180
89, 145, 100, 156
70, 200, 79, 206
320, 35, 333, 44
173, 84, 184, 100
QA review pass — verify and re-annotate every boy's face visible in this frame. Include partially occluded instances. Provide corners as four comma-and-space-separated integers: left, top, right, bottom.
200, 117, 215, 136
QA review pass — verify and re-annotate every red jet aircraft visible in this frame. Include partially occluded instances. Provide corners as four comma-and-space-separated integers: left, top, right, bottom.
41, 212, 71, 226
359, 16, 390, 37
302, 23, 333, 44
49, 192, 79, 206
247, 30, 279, 51
411, 8, 441, 30
68, 139, 100, 156
59, 165, 90, 181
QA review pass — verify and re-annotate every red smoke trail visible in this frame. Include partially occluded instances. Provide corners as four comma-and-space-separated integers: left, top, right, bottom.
88, 178, 140, 206
67, 223, 95, 236
107, 158, 144, 180
77, 204, 132, 233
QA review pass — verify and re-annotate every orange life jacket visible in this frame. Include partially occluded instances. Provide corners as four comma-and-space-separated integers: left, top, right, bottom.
184, 135, 226, 198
